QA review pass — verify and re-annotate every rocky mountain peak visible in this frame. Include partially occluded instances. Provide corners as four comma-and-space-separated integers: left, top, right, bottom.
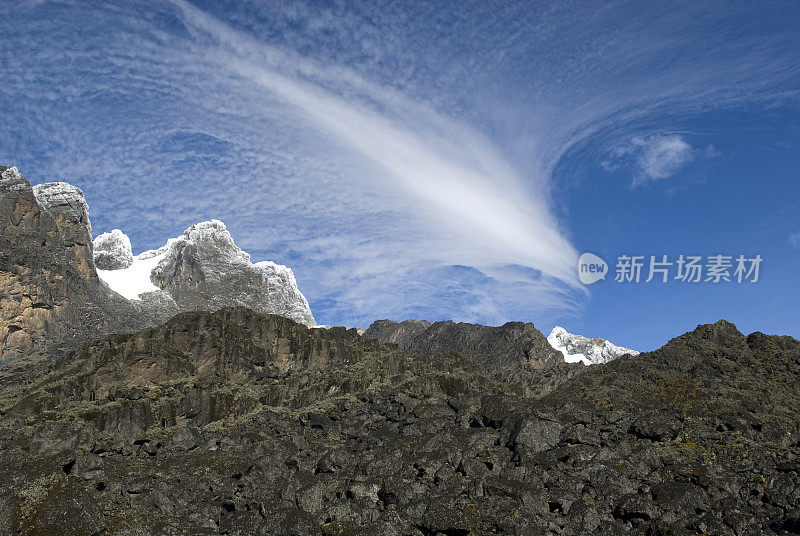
697, 319, 746, 343
1, 166, 316, 362
91, 218, 316, 327
172, 219, 252, 265
147, 220, 315, 326
547, 326, 639, 366
652, 319, 751, 368
32, 182, 91, 234
0, 166, 28, 192
93, 229, 133, 270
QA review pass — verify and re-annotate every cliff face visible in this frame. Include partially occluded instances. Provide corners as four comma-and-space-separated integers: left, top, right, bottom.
0, 167, 117, 361
0, 309, 798, 535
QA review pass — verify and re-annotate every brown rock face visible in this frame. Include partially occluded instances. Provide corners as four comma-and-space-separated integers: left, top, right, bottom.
0, 167, 157, 365
0, 167, 96, 358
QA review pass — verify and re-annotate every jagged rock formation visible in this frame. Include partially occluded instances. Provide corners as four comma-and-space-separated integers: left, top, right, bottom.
547, 326, 639, 365
0, 167, 315, 364
0, 311, 798, 535
93, 229, 133, 270
364, 318, 563, 370
94, 220, 315, 327
30, 181, 96, 278
149, 220, 315, 326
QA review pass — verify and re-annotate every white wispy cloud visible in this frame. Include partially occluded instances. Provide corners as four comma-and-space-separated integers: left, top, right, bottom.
791, 232, 800, 248
0, 1, 797, 326
603, 134, 724, 186
632, 135, 695, 184
606, 134, 696, 185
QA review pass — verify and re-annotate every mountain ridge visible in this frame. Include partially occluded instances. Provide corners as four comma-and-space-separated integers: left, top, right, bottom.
4, 164, 800, 533
0, 308, 798, 534
364, 318, 564, 370
0, 165, 314, 363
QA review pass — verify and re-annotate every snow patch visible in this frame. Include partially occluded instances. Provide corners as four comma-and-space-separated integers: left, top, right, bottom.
97, 250, 166, 301
548, 326, 639, 366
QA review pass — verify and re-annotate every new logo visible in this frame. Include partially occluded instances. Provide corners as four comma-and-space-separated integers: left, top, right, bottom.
578, 252, 608, 285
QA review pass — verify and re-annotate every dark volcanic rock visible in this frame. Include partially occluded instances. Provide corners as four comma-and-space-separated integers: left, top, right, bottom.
1, 310, 797, 534
365, 318, 563, 370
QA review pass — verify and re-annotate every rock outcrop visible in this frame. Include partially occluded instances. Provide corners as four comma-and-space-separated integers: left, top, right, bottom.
0, 310, 797, 535
364, 318, 563, 370
547, 326, 639, 365
93, 229, 133, 270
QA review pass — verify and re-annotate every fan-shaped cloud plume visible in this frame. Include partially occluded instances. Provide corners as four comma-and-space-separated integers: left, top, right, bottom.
170, 0, 580, 285
0, 1, 797, 326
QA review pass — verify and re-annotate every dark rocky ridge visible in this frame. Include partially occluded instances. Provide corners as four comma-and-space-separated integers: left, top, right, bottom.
0, 307, 798, 535
4, 165, 800, 534
365, 319, 563, 370
364, 319, 580, 400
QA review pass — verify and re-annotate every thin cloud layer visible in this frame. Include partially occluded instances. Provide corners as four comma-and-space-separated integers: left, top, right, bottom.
1, 1, 798, 326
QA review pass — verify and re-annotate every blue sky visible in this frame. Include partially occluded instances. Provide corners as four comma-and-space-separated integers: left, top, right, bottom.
1, 0, 799, 350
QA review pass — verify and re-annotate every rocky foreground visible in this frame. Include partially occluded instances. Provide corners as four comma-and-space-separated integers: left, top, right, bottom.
0, 307, 797, 535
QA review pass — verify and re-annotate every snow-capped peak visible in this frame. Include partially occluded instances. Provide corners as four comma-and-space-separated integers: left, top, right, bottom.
94, 219, 316, 326
93, 229, 134, 270
547, 326, 639, 366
